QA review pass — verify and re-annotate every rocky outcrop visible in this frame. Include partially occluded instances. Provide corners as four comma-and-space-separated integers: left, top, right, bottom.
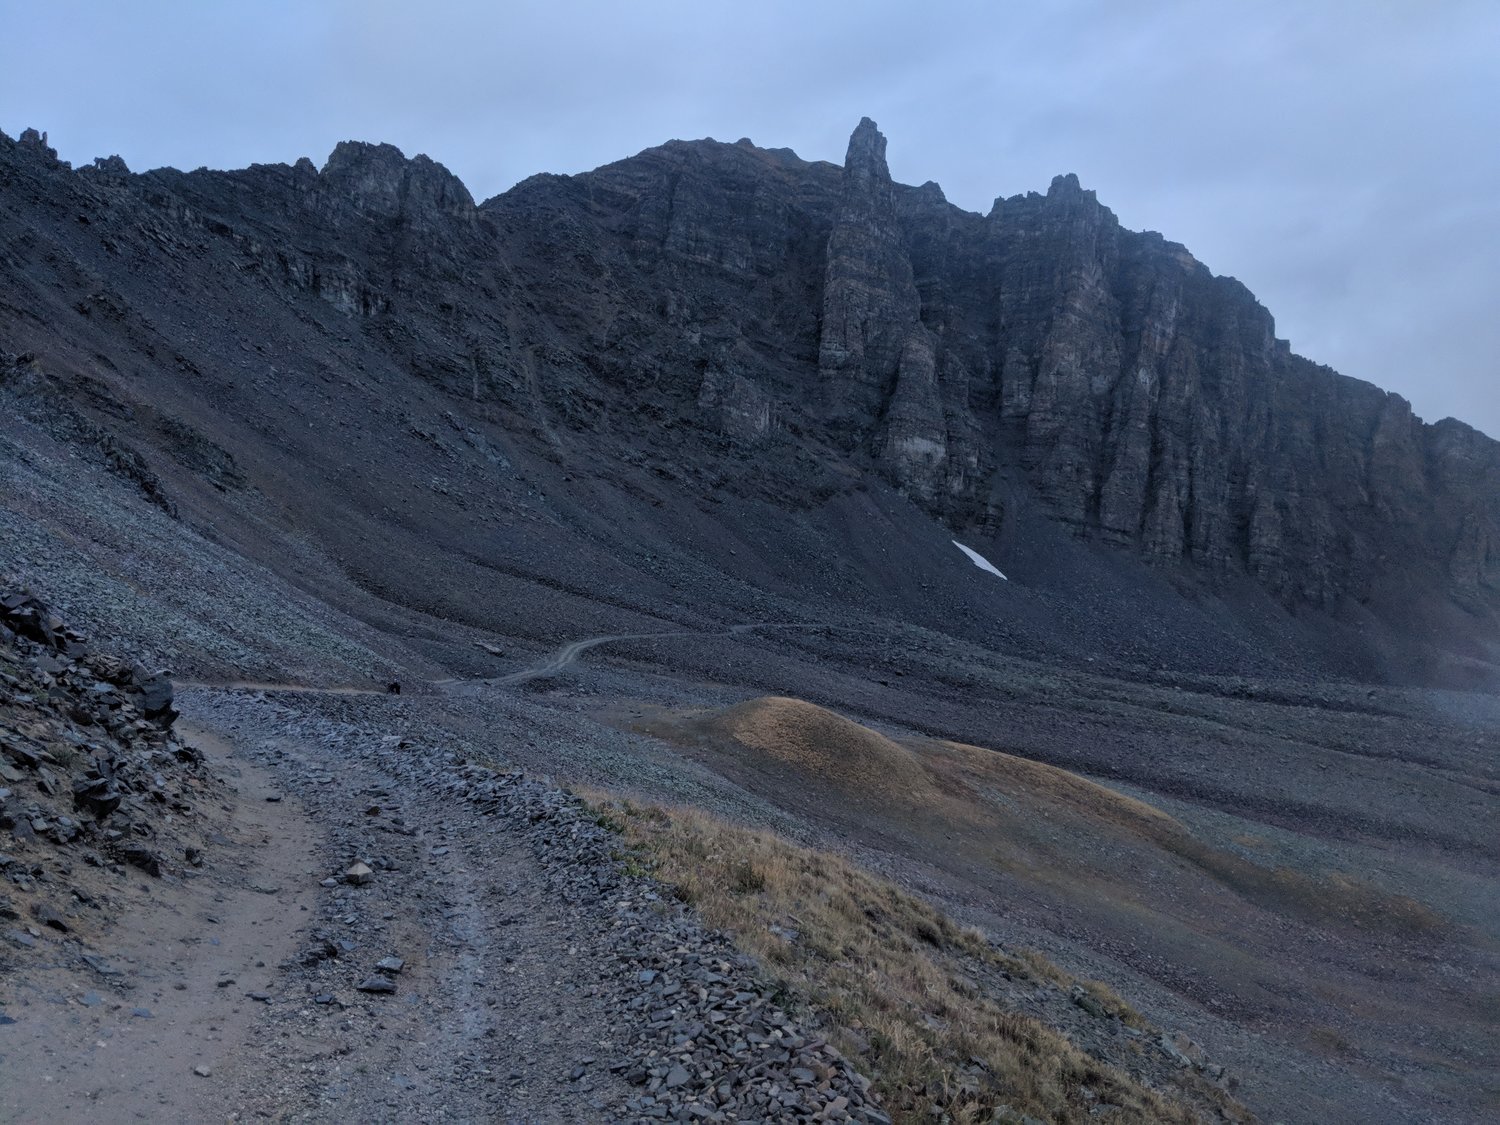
803, 121, 1496, 616
808, 122, 956, 506
580, 121, 1463, 619
817, 119, 922, 433
697, 365, 774, 444
316, 141, 476, 228
0, 589, 204, 879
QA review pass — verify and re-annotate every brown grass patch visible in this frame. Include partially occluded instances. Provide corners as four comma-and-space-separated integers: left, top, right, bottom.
699, 696, 935, 803
582, 791, 1247, 1124
645, 697, 1444, 939
922, 738, 1182, 835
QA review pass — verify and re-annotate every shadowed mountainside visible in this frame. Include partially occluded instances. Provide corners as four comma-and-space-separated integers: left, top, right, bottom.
0, 120, 1497, 687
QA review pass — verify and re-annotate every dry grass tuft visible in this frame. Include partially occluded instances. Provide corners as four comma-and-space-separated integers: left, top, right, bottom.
582, 791, 1243, 1124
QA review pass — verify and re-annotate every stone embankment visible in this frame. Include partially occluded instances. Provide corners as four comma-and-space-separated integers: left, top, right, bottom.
1, 587, 211, 909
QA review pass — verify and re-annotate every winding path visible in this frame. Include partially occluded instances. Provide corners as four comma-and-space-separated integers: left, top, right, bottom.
493, 630, 692, 686
479, 621, 870, 688
180, 622, 878, 697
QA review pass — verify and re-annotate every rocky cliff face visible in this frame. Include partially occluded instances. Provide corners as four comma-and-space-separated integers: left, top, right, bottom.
1, 119, 1495, 678
531, 120, 1498, 617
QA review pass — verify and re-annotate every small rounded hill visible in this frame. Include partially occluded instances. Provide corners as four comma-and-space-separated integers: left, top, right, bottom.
702, 695, 934, 802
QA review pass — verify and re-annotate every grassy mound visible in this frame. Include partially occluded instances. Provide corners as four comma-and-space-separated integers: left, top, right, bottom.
700, 695, 935, 803
649, 696, 1442, 939
924, 738, 1183, 835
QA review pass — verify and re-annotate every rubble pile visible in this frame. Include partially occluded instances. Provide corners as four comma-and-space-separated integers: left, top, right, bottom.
0, 588, 216, 925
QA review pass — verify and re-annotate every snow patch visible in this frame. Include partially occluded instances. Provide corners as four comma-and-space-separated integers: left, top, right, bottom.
953, 540, 1008, 580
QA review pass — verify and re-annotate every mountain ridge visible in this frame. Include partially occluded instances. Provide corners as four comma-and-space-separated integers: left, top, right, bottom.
2, 119, 1497, 686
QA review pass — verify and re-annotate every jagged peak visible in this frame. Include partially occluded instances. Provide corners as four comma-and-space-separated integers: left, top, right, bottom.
1047, 172, 1089, 199
79, 154, 131, 180
319, 140, 475, 219
322, 140, 411, 177
19, 127, 53, 152
9, 126, 67, 169
914, 180, 947, 204
844, 117, 890, 183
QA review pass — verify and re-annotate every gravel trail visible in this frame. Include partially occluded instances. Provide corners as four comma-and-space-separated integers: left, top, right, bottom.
177, 686, 887, 1123
450, 622, 883, 692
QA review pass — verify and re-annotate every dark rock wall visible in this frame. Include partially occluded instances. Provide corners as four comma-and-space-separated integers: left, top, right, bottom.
537, 121, 1497, 616
1, 118, 1495, 656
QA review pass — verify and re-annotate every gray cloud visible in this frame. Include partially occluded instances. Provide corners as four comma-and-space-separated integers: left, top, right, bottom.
5, 0, 1495, 435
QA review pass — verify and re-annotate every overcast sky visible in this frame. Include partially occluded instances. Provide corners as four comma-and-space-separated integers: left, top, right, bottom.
4, 0, 1496, 436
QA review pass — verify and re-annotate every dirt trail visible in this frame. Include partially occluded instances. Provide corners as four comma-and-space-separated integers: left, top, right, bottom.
0, 725, 319, 1124
1, 697, 637, 1122
494, 631, 693, 686
177, 623, 876, 701
446, 621, 876, 694
172, 691, 632, 1122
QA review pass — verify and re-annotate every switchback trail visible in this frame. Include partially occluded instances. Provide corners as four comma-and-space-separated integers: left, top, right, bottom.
176, 622, 882, 698
447, 621, 880, 692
